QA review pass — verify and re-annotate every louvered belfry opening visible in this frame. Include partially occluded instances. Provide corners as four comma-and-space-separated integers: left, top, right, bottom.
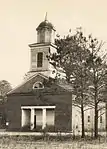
37, 52, 43, 68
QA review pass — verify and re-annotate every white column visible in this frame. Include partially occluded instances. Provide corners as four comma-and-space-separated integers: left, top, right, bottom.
42, 108, 46, 129
31, 108, 35, 130
21, 109, 24, 127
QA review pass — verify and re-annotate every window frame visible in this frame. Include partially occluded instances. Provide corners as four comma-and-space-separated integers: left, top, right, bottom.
37, 52, 43, 68
33, 81, 44, 89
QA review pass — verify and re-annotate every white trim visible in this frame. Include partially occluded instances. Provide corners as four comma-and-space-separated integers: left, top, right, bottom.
31, 45, 50, 50
42, 108, 46, 129
7, 73, 48, 95
30, 109, 35, 130
21, 106, 56, 109
29, 43, 57, 49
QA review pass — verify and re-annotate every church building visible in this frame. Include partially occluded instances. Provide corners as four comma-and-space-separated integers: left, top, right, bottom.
6, 16, 72, 132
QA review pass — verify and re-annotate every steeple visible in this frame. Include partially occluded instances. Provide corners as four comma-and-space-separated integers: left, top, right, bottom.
45, 12, 47, 21
27, 15, 57, 80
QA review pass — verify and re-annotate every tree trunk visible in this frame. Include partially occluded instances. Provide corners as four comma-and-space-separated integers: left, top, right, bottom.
105, 102, 107, 136
81, 104, 85, 138
94, 103, 98, 138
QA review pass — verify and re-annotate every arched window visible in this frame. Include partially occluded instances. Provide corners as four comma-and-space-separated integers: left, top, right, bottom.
37, 52, 43, 67
33, 82, 44, 89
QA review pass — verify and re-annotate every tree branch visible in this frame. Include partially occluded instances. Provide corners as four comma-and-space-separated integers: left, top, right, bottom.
84, 107, 94, 112
98, 112, 105, 118
72, 103, 81, 109
97, 106, 105, 111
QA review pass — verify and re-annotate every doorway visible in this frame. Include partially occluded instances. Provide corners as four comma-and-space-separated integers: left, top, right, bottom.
34, 115, 36, 129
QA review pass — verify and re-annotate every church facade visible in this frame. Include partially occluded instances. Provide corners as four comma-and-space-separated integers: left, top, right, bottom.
6, 16, 72, 132
6, 16, 107, 134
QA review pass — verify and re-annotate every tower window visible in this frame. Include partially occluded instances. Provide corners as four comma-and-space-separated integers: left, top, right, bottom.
100, 116, 103, 123
37, 52, 43, 67
88, 116, 90, 123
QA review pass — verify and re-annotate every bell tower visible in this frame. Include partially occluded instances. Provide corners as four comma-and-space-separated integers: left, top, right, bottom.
27, 14, 57, 79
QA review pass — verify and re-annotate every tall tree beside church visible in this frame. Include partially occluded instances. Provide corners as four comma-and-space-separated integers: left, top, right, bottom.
0, 80, 12, 103
49, 29, 91, 138
86, 35, 107, 138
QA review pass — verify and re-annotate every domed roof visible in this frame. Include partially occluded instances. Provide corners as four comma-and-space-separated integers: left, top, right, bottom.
36, 20, 56, 31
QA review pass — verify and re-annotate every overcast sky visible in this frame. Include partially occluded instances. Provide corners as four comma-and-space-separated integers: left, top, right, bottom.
0, 0, 107, 87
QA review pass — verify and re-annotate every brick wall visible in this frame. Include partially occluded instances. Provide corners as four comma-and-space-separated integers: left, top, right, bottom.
6, 92, 72, 132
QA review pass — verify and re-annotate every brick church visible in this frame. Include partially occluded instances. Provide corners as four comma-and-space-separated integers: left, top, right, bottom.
6, 15, 72, 132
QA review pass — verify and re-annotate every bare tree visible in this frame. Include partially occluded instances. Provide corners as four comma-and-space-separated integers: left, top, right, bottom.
0, 80, 12, 103
86, 35, 107, 138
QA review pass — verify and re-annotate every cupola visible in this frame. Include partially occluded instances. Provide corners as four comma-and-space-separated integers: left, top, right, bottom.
36, 13, 56, 43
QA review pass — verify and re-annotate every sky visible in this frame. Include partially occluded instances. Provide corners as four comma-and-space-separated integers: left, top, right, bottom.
0, 0, 107, 88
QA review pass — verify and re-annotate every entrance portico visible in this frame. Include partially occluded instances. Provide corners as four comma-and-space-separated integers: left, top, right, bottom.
21, 106, 55, 130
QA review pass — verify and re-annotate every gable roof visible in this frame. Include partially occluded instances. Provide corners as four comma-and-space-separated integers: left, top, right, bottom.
7, 73, 73, 96
7, 73, 49, 95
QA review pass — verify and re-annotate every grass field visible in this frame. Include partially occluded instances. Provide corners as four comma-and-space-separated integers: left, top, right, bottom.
0, 133, 107, 149
0, 140, 107, 149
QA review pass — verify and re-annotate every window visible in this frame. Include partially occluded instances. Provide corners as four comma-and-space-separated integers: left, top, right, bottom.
88, 116, 90, 123
37, 52, 43, 67
100, 116, 103, 123
33, 82, 44, 89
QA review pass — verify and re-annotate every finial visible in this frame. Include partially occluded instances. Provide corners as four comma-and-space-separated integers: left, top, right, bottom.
45, 12, 47, 21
